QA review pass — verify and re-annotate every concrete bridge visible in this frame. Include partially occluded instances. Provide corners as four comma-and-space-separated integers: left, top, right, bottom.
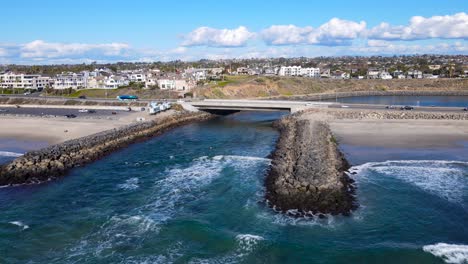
189, 99, 333, 114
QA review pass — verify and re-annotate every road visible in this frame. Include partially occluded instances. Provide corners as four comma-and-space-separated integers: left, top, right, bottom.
0, 107, 131, 118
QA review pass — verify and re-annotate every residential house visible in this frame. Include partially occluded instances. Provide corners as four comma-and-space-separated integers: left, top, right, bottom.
53, 73, 87, 89
331, 71, 350, 79
367, 68, 380, 79
378, 71, 393, 80
407, 69, 423, 79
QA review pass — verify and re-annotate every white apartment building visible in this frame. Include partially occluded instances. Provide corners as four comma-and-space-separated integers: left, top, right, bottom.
279, 66, 302, 76
279, 66, 320, 78
0, 73, 51, 90
53, 73, 87, 89
300, 68, 320, 78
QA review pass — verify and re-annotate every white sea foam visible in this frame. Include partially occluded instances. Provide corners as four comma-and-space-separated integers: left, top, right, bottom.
118, 177, 139, 190
190, 234, 265, 264
235, 234, 264, 255
423, 243, 468, 264
0, 151, 23, 157
350, 160, 468, 204
66, 155, 269, 261
9, 221, 29, 230
256, 209, 339, 229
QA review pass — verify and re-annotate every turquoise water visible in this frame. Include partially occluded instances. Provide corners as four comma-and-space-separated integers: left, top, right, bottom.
1, 112, 467, 263
324, 95, 468, 107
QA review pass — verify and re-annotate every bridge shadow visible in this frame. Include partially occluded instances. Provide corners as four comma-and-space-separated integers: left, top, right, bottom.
201, 109, 241, 115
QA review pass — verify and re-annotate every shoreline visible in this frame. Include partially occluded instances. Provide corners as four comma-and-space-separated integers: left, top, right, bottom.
0, 111, 212, 186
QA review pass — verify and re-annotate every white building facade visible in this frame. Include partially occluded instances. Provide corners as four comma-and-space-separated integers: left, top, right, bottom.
279, 66, 320, 78
0, 73, 51, 90
53, 73, 87, 89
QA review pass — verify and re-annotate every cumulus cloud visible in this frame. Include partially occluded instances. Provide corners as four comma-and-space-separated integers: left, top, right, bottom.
368, 12, 468, 40
261, 18, 366, 46
261, 25, 313, 45
20, 40, 130, 59
182, 26, 254, 47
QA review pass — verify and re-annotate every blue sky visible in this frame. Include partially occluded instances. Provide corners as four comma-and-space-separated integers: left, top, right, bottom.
1, 0, 467, 64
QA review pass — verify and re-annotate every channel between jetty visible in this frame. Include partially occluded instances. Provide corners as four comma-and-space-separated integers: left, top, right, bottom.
0, 111, 211, 185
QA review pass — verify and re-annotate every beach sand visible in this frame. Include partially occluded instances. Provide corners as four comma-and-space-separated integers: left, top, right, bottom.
330, 119, 468, 148
0, 111, 175, 145
330, 119, 468, 164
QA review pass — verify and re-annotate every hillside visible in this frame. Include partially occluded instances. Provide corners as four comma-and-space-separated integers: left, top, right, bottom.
194, 76, 468, 99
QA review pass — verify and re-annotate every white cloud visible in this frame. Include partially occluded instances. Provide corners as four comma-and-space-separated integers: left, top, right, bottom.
261, 18, 366, 46
368, 12, 468, 40
20, 40, 130, 59
261, 25, 313, 45
307, 18, 366, 45
182, 26, 254, 47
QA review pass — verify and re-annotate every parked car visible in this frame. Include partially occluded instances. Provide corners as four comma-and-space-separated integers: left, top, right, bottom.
78, 95, 86, 99
401, 106, 414, 110
23, 91, 31, 95
65, 114, 77, 118
385, 105, 396, 109
88, 110, 96, 113
78, 109, 89, 113
463, 107, 468, 111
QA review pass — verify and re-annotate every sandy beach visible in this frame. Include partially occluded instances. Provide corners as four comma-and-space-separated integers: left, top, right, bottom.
0, 111, 174, 145
330, 119, 468, 148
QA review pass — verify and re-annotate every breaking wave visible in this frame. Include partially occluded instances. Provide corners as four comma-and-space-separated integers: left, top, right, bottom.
63, 155, 269, 262
0, 151, 23, 157
117, 177, 139, 190
9, 221, 29, 230
349, 160, 468, 204
423, 243, 468, 264
190, 234, 265, 264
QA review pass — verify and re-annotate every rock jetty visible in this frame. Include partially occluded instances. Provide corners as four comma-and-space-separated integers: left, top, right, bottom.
265, 112, 357, 216
0, 112, 211, 186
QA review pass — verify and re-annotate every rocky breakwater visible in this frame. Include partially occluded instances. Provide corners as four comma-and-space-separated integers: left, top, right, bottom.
0, 111, 211, 186
265, 112, 357, 216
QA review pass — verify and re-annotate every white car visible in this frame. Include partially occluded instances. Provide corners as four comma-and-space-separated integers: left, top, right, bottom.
78, 109, 89, 113
23, 91, 31, 95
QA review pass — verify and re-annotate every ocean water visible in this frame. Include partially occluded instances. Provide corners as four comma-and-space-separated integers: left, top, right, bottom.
0, 112, 467, 264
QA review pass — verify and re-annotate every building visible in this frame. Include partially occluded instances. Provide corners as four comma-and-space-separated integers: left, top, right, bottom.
0, 73, 51, 90
279, 66, 320, 78
367, 68, 380, 79
407, 69, 423, 79
278, 66, 302, 76
129, 73, 146, 83
300, 67, 320, 78
53, 73, 87, 89
378, 71, 393, 80
157, 79, 192, 91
